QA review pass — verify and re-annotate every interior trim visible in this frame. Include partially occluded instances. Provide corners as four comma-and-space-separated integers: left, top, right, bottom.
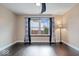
31, 34, 50, 37
62, 40, 79, 51
0, 41, 16, 51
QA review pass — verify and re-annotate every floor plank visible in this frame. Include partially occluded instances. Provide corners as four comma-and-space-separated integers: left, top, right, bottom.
0, 43, 79, 56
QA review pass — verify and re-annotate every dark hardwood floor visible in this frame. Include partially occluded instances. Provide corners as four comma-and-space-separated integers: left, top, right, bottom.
0, 42, 79, 56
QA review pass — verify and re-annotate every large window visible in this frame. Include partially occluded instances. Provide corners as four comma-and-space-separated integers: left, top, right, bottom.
30, 18, 50, 35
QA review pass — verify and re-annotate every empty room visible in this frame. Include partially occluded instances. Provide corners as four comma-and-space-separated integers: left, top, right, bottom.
0, 3, 79, 56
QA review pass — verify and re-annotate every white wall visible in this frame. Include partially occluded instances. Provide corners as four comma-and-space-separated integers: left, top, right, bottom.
0, 5, 17, 51
16, 16, 25, 42
31, 37, 49, 42
55, 16, 63, 42
16, 15, 63, 43
63, 4, 79, 51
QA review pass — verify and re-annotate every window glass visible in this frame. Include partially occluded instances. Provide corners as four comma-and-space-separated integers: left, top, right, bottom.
30, 18, 50, 35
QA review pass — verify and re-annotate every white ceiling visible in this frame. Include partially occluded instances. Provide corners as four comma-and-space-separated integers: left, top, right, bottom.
1, 3, 76, 15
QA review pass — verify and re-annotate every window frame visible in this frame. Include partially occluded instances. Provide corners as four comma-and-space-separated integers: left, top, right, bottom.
30, 17, 50, 36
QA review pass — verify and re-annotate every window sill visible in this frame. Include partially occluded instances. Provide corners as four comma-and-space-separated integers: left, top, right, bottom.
30, 34, 50, 37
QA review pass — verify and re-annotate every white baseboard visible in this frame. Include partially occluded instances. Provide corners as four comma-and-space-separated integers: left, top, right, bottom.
62, 40, 79, 51
0, 41, 16, 51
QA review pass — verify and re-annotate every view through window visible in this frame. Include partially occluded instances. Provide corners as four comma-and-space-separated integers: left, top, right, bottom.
30, 18, 50, 35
